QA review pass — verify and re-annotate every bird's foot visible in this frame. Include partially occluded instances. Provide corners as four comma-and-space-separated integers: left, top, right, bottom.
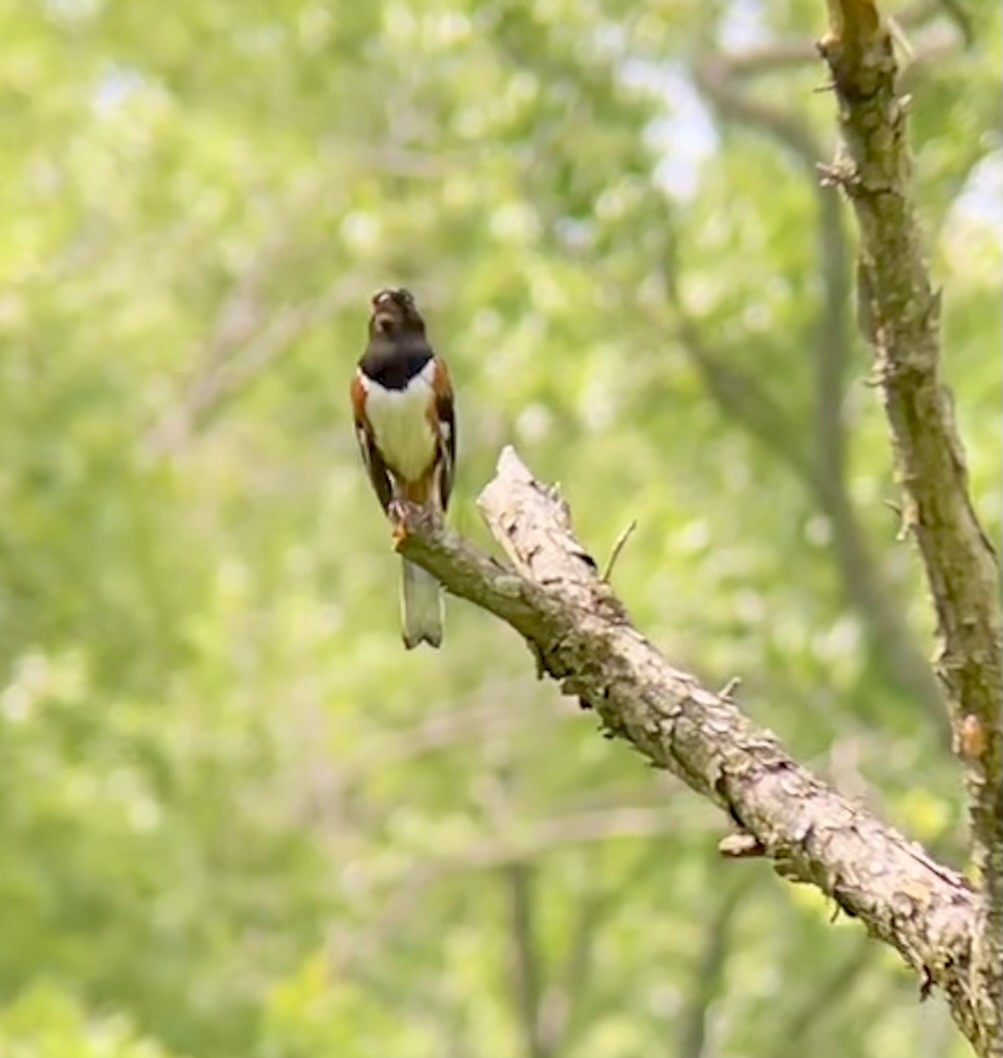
389, 499, 409, 548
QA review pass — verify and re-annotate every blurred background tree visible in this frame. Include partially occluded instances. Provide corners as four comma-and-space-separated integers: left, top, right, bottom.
0, 0, 999, 1056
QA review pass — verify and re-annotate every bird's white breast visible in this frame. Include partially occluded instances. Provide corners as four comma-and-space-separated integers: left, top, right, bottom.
360, 360, 438, 482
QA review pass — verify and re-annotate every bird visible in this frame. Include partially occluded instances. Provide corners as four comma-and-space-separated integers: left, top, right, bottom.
350, 288, 456, 649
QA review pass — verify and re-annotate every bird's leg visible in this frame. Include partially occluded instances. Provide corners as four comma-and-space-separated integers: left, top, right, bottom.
388, 485, 409, 549
390, 510, 409, 549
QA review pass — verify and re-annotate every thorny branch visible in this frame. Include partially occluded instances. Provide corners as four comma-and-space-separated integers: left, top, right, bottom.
818, 0, 1001, 1052
690, 53, 946, 725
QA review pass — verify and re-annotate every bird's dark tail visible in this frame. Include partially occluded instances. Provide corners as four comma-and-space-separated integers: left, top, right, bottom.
400, 558, 443, 649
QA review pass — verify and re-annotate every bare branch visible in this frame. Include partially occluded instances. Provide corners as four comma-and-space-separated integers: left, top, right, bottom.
811, 189, 946, 726
145, 279, 361, 456
396, 446, 984, 1051
692, 58, 823, 163
681, 62, 946, 721
721, 41, 821, 76
818, 3, 1001, 1048
668, 312, 816, 486
331, 803, 700, 980
721, 9, 969, 79
538, 846, 663, 1053
505, 862, 549, 1058
676, 878, 745, 1058
335, 689, 569, 790
774, 940, 875, 1057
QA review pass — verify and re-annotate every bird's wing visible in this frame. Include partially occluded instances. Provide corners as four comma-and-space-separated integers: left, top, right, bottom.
350, 372, 393, 513
431, 356, 456, 511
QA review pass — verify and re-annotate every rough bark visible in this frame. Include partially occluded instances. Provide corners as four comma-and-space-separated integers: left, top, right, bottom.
817, 2, 1002, 1050
395, 447, 986, 1052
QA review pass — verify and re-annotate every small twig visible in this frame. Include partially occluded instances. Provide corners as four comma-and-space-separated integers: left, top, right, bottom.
602, 519, 638, 582
937, 0, 974, 46
719, 676, 742, 700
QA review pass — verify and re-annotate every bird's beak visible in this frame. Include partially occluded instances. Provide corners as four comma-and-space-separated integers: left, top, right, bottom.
373, 310, 395, 333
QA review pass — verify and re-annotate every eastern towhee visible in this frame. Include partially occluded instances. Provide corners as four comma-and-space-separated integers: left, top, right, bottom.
351, 289, 456, 649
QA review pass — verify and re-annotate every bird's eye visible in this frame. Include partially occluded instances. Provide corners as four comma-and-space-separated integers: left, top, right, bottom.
377, 317, 394, 334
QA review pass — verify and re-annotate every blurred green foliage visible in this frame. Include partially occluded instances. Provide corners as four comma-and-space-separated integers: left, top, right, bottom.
0, 0, 999, 1056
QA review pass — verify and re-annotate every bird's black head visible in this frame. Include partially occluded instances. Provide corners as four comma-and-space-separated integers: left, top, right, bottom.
369, 288, 425, 337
